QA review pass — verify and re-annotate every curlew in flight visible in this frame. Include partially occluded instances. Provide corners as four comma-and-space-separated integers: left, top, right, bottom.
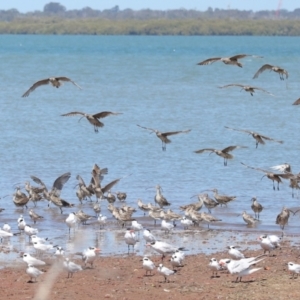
241, 162, 291, 190
253, 64, 288, 80
137, 125, 191, 151
219, 83, 274, 96
61, 111, 122, 133
194, 145, 247, 166
22, 77, 82, 97
197, 54, 262, 68
225, 126, 283, 148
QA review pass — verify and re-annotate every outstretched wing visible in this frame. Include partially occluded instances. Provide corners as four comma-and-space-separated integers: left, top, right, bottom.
101, 178, 121, 194
137, 124, 156, 133
259, 134, 283, 144
197, 57, 221, 65
194, 148, 216, 154
76, 175, 86, 186
230, 54, 263, 61
61, 111, 85, 117
219, 83, 244, 89
252, 86, 275, 96
224, 126, 252, 135
52, 172, 71, 196
240, 162, 269, 174
56, 77, 82, 89
93, 111, 122, 119
222, 145, 247, 153
253, 64, 273, 79
30, 175, 47, 190
163, 129, 191, 137
22, 78, 50, 97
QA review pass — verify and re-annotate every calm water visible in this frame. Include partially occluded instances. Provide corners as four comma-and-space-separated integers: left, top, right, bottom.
1, 35, 300, 263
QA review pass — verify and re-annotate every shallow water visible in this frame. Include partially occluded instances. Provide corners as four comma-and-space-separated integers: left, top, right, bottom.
0, 35, 300, 264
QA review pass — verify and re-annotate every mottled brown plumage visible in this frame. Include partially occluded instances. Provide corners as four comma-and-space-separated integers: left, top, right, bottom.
198, 54, 262, 68
137, 124, 191, 151
253, 64, 288, 80
61, 111, 122, 132
22, 77, 81, 97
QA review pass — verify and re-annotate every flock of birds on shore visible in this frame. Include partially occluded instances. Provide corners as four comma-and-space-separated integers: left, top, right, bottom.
1, 50, 300, 285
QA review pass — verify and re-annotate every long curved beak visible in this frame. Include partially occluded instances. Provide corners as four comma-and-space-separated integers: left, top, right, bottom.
261, 175, 266, 181
78, 116, 84, 123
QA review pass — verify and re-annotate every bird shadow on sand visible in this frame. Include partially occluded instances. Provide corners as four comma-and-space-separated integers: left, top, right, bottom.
27, 280, 37, 284
211, 275, 221, 278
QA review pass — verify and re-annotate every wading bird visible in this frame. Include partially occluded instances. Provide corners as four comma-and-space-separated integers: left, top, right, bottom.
251, 197, 263, 219
137, 124, 191, 151
219, 83, 274, 96
22, 77, 82, 97
197, 54, 262, 68
253, 64, 288, 80
276, 207, 293, 230
225, 126, 283, 148
61, 111, 122, 133
195, 145, 247, 166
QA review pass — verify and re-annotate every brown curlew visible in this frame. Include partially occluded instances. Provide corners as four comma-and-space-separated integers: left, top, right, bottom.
199, 212, 222, 229
29, 209, 44, 224
241, 211, 258, 226
200, 193, 219, 213
197, 54, 262, 68
211, 189, 236, 207
116, 192, 127, 201
154, 185, 171, 208
195, 145, 247, 166
276, 207, 292, 230
251, 197, 263, 220
225, 126, 283, 148
253, 64, 288, 80
137, 124, 191, 151
241, 162, 292, 190
61, 111, 122, 133
219, 83, 274, 96
22, 77, 82, 97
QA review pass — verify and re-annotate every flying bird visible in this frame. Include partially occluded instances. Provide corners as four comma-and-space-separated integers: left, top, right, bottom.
225, 126, 283, 148
241, 162, 291, 190
22, 77, 82, 97
219, 83, 274, 96
194, 145, 247, 166
197, 54, 262, 68
61, 111, 122, 133
253, 64, 288, 80
137, 124, 191, 151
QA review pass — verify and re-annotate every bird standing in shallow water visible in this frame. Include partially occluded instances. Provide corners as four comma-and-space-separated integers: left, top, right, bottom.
137, 124, 191, 151
251, 197, 263, 219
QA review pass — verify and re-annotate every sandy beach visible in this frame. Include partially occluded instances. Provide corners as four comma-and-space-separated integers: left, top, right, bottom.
1, 230, 300, 300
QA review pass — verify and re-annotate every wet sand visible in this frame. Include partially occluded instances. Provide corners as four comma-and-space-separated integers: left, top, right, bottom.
1, 230, 300, 300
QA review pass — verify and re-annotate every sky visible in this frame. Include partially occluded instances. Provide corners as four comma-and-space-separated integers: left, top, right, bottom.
1, 1, 299, 13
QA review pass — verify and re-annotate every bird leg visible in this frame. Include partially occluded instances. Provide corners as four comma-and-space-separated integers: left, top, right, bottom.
272, 181, 275, 190
277, 182, 280, 190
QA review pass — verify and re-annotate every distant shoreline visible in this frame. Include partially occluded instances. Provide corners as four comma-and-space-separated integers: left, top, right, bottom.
0, 18, 300, 35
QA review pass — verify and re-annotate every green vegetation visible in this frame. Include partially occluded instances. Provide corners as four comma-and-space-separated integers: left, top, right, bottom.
0, 18, 300, 35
